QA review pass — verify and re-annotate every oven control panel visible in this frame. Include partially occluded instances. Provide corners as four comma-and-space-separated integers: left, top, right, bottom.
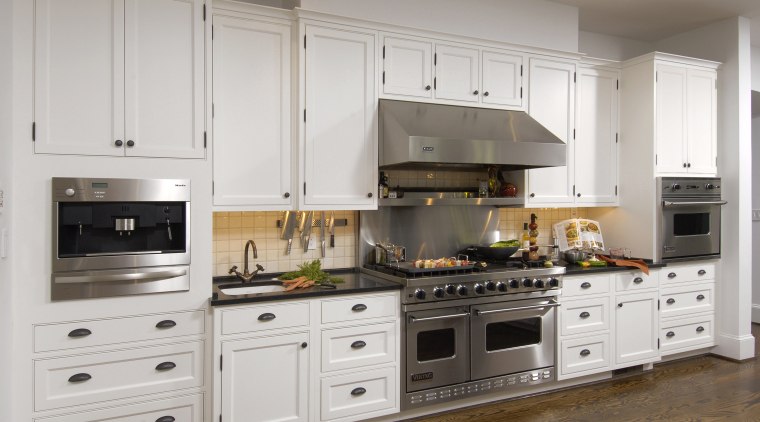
660, 176, 721, 197
405, 275, 562, 303
405, 367, 554, 410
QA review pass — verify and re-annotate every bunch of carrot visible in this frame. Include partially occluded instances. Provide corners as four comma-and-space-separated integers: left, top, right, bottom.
281, 276, 316, 291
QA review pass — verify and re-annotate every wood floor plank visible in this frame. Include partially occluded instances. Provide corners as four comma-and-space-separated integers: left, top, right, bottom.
408, 324, 760, 421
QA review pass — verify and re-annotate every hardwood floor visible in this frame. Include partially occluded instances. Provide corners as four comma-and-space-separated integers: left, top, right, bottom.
410, 324, 760, 421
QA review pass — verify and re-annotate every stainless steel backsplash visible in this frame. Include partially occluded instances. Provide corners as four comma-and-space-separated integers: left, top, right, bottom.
359, 206, 500, 264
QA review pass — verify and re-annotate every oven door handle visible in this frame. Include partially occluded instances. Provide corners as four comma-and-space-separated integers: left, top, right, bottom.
662, 200, 727, 207
54, 268, 188, 284
408, 312, 470, 323
473, 302, 560, 316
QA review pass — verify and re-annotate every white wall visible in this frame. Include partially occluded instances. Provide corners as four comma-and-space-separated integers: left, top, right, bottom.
0, 0, 12, 419
299, 0, 579, 52
656, 17, 755, 360
578, 31, 653, 61
753, 46, 760, 91
752, 101, 760, 323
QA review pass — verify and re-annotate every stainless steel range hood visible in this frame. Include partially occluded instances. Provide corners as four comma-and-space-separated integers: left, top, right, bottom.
379, 100, 566, 170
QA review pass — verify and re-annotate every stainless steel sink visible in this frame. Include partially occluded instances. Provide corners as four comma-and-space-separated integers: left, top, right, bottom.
219, 280, 285, 295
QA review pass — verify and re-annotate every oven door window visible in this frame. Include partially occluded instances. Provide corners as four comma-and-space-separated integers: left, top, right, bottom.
673, 212, 710, 236
417, 328, 456, 361
485, 318, 541, 351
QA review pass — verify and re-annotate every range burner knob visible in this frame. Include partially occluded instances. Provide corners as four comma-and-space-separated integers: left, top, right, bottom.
485, 281, 496, 291
705, 183, 715, 190
414, 289, 427, 300
497, 281, 508, 292
457, 285, 468, 296
509, 278, 519, 289
433, 287, 445, 298
548, 277, 560, 288
533, 279, 545, 288
671, 183, 681, 190
474, 284, 485, 294
522, 277, 533, 288
445, 284, 456, 295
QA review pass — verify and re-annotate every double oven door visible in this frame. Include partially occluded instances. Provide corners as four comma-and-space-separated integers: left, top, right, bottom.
405, 297, 557, 393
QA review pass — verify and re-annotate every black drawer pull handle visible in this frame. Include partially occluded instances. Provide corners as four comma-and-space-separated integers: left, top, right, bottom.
633, 277, 643, 284
579, 311, 590, 319
352, 304, 367, 312
351, 387, 366, 396
68, 328, 92, 338
697, 294, 705, 301
698, 269, 707, 275
68, 373, 92, 383
580, 349, 591, 357
666, 298, 676, 304
696, 326, 705, 333
351, 340, 367, 349
156, 417, 176, 422
155, 361, 176, 371
155, 320, 177, 329
580, 282, 591, 289
668, 272, 677, 279
258, 313, 276, 321
666, 331, 675, 337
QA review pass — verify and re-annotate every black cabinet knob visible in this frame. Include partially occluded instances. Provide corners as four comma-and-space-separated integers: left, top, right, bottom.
698, 269, 707, 275
581, 282, 591, 289
284, 192, 290, 198
156, 417, 176, 422
530, 193, 535, 198
155, 361, 176, 371
351, 387, 366, 396
618, 303, 623, 308
696, 326, 705, 333
258, 313, 276, 321
633, 277, 643, 284
687, 163, 691, 168
155, 320, 177, 329
352, 304, 367, 312
351, 340, 366, 349
696, 294, 705, 300
483, 91, 489, 97
301, 342, 308, 348
68, 373, 92, 383
126, 140, 135, 147
579, 311, 590, 319
473, 90, 479, 95
667, 272, 677, 279
580, 349, 591, 356
666, 298, 675, 304
367, 192, 373, 198
683, 163, 687, 168
115, 139, 123, 147
68, 328, 92, 338
666, 331, 675, 338
425, 85, 431, 91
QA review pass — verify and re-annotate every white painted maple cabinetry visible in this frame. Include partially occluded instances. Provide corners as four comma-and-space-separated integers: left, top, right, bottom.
213, 292, 400, 422
33, 0, 205, 158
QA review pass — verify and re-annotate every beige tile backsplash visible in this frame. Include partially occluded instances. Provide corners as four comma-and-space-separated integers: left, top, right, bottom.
211, 208, 588, 276
212, 211, 357, 277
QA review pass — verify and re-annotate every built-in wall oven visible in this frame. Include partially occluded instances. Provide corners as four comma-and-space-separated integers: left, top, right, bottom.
657, 177, 725, 261
52, 178, 190, 300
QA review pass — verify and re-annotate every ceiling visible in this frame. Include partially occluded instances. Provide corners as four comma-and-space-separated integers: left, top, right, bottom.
551, 0, 760, 45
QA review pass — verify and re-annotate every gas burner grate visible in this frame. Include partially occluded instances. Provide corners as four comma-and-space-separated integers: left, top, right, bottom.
363, 264, 485, 278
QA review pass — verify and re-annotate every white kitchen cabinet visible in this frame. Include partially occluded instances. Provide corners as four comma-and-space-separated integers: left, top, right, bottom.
36, 393, 203, 422
434, 43, 480, 103
613, 290, 659, 367
212, 13, 293, 208
221, 333, 310, 422
382, 36, 434, 98
301, 23, 378, 210
481, 50, 523, 107
655, 63, 717, 175
34, 0, 205, 158
526, 57, 576, 205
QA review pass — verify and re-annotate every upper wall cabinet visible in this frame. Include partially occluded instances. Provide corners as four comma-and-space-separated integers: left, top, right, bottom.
381, 34, 524, 110
300, 22, 378, 210
34, 0, 206, 158
212, 12, 293, 209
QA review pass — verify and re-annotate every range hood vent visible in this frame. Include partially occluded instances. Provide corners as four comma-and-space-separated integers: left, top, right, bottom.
379, 100, 567, 171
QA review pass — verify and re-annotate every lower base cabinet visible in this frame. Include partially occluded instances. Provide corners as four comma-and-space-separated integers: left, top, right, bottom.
35, 394, 203, 422
613, 290, 659, 367
320, 366, 397, 421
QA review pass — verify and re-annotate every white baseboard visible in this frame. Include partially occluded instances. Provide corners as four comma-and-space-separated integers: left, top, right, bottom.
713, 332, 756, 360
752, 304, 760, 323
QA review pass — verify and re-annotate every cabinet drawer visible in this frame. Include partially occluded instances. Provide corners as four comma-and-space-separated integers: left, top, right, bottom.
35, 393, 202, 421
660, 282, 715, 318
321, 293, 397, 325
221, 301, 309, 335
615, 271, 658, 292
660, 262, 716, 284
560, 334, 611, 377
561, 274, 610, 297
320, 366, 397, 421
660, 315, 714, 354
34, 310, 204, 353
560, 297, 610, 336
34, 341, 203, 411
322, 322, 396, 372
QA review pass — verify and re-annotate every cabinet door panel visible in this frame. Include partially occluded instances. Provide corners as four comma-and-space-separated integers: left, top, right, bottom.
213, 16, 292, 207
124, 0, 205, 158
303, 25, 377, 208
435, 44, 479, 102
526, 58, 575, 204
383, 36, 433, 98
686, 69, 717, 175
575, 67, 618, 204
34, 0, 125, 156
614, 291, 659, 367
655, 64, 687, 173
481, 51, 523, 108
222, 333, 309, 422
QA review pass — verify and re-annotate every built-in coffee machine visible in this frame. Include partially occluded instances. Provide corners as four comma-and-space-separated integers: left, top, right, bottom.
51, 178, 191, 300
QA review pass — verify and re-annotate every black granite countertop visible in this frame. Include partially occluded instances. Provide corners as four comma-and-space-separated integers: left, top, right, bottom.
563, 259, 667, 276
210, 268, 402, 306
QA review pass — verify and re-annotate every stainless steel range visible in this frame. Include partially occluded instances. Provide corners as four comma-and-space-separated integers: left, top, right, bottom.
362, 262, 564, 410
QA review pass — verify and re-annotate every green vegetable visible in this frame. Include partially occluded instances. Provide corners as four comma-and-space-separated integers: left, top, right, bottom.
490, 240, 520, 248
278, 260, 344, 284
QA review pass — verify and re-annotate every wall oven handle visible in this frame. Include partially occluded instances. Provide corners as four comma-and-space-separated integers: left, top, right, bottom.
474, 301, 560, 316
409, 312, 470, 323
54, 268, 187, 284
662, 200, 727, 207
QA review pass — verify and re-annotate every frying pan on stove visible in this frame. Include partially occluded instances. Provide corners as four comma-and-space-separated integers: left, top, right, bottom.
459, 245, 520, 261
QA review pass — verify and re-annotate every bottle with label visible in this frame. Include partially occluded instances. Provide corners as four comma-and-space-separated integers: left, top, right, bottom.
521, 223, 530, 249
378, 172, 389, 198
